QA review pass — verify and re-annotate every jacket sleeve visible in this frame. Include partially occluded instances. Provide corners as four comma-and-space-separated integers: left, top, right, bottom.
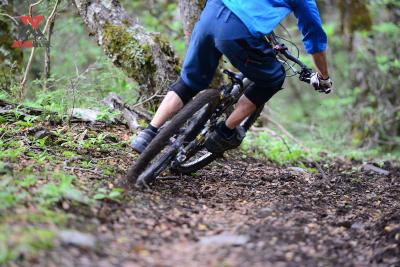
291, 0, 327, 54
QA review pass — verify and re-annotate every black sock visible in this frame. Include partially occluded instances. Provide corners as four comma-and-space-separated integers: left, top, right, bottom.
147, 124, 158, 133
219, 122, 235, 138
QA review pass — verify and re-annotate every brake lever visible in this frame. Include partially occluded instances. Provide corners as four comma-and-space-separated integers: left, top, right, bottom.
298, 67, 313, 84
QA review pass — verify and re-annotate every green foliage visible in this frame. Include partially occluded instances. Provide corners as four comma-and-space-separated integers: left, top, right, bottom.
94, 187, 125, 202
96, 108, 121, 122
0, 226, 56, 264
0, 139, 26, 162
241, 132, 313, 165
0, 182, 20, 211
17, 175, 37, 188
372, 22, 399, 35
0, 115, 129, 264
39, 173, 88, 205
62, 151, 76, 158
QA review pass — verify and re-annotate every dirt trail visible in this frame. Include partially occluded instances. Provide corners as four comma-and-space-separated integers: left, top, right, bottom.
37, 160, 399, 266
7, 124, 399, 267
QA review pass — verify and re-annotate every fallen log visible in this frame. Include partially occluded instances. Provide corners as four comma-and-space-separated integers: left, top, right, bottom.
0, 98, 149, 131
102, 93, 140, 131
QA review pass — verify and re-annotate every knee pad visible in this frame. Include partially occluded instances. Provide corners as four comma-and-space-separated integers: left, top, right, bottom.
244, 79, 285, 108
169, 78, 198, 105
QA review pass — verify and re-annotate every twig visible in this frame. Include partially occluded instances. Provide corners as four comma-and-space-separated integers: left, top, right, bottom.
131, 90, 164, 109
260, 114, 309, 152
64, 166, 108, 178
68, 79, 77, 124
19, 47, 37, 98
313, 161, 328, 180
29, 0, 44, 17
238, 165, 248, 178
252, 127, 292, 153
63, 156, 109, 178
42, 0, 60, 33
280, 136, 292, 154
44, 0, 56, 90
19, 0, 61, 98
0, 13, 18, 24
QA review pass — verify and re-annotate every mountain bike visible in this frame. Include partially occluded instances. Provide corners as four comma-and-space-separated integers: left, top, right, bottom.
126, 32, 326, 188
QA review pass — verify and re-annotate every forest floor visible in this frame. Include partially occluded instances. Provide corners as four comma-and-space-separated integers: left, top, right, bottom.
1, 116, 399, 267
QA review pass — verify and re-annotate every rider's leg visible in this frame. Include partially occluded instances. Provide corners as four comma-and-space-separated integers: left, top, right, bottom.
150, 78, 197, 128
150, 92, 183, 128
146, 33, 222, 130
206, 34, 286, 153
205, 81, 284, 154
131, 79, 197, 153
225, 95, 257, 129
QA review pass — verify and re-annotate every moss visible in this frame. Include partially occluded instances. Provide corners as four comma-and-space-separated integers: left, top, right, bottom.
122, 18, 130, 26
102, 22, 156, 85
199, 0, 207, 9
153, 33, 181, 74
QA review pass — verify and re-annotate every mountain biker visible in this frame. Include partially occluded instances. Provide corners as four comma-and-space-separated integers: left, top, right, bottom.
132, 0, 332, 154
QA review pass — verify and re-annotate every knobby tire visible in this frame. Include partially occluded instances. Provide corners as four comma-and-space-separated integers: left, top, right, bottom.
125, 89, 220, 187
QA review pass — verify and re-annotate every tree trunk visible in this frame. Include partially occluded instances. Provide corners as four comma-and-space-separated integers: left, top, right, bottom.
72, 0, 180, 100
0, 0, 23, 79
179, 0, 224, 88
43, 18, 54, 90
179, 0, 205, 45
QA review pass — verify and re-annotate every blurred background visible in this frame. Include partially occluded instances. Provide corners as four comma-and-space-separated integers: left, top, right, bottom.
1, 0, 399, 162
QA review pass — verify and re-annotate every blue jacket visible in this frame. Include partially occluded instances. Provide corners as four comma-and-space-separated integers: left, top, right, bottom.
222, 0, 327, 54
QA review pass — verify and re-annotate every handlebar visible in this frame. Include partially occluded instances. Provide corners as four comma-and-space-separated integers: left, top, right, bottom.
224, 32, 329, 92
266, 32, 313, 84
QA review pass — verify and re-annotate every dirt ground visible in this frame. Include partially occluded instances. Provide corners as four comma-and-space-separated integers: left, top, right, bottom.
5, 123, 400, 267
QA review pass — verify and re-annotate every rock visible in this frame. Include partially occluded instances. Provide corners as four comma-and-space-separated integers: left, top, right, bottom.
34, 129, 55, 139
362, 164, 390, 176
351, 221, 365, 230
261, 176, 274, 182
69, 108, 101, 123
257, 207, 273, 218
287, 167, 308, 175
199, 234, 249, 246
58, 230, 97, 249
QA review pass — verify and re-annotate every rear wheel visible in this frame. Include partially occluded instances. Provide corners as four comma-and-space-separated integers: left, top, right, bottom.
125, 89, 220, 187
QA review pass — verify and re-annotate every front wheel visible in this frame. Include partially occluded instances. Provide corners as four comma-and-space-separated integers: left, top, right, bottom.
125, 89, 220, 187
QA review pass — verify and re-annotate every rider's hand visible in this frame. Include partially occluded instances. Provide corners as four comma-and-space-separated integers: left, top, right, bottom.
310, 73, 332, 94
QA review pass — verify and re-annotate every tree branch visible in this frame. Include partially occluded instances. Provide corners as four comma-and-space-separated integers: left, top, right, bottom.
19, 0, 61, 98
0, 13, 18, 24
29, 0, 44, 17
